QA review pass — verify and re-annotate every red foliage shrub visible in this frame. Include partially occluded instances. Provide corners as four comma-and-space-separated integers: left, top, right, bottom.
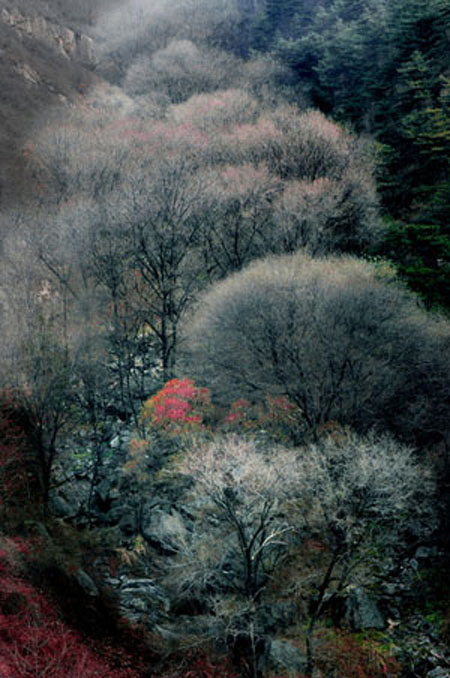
139, 379, 304, 442
158, 652, 238, 678
141, 378, 211, 435
0, 538, 141, 678
223, 395, 303, 441
315, 629, 401, 678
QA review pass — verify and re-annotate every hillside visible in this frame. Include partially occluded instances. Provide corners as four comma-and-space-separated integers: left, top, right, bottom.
0, 0, 96, 204
0, 0, 131, 205
1, 2, 450, 678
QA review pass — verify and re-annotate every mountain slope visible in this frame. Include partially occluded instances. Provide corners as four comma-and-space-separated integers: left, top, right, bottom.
0, 0, 98, 205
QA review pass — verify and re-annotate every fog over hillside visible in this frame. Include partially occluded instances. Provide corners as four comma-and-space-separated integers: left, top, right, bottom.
0, 0, 260, 204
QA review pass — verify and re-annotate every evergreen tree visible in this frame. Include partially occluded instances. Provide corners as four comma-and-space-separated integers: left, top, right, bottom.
251, 0, 315, 51
382, 221, 450, 311
262, 0, 450, 309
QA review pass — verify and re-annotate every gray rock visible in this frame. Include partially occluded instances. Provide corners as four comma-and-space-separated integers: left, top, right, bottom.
415, 546, 438, 560
258, 602, 297, 633
75, 569, 99, 597
121, 431, 132, 444
49, 494, 76, 518
119, 508, 138, 535
142, 509, 187, 553
96, 478, 112, 504
381, 583, 398, 596
120, 578, 170, 612
345, 587, 384, 630
268, 640, 306, 673
117, 577, 170, 627
1, 8, 96, 64
427, 669, 450, 678
129, 597, 147, 612
110, 435, 120, 449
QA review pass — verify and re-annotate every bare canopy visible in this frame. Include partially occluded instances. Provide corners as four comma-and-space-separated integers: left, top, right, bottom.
181, 252, 450, 441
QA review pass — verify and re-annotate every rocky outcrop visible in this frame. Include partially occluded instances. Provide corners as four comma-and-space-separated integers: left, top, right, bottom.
141, 509, 188, 555
1, 8, 95, 65
345, 586, 385, 630
115, 576, 170, 626
427, 669, 450, 678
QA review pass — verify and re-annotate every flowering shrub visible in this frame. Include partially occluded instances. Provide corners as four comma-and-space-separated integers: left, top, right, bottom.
218, 116, 280, 164
171, 89, 258, 131
223, 395, 303, 442
135, 380, 305, 452
223, 397, 253, 428
141, 378, 211, 435
0, 538, 141, 678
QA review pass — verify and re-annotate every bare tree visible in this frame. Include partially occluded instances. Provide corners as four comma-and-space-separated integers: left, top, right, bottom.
0, 231, 80, 510
182, 252, 450, 442
239, 53, 299, 100
266, 107, 357, 181
166, 432, 435, 677
271, 171, 382, 255
169, 435, 303, 677
197, 163, 281, 279
87, 212, 142, 422
94, 0, 242, 81
169, 88, 259, 133
0, 205, 121, 512
118, 152, 205, 378
28, 110, 131, 206
296, 431, 436, 676
124, 41, 239, 102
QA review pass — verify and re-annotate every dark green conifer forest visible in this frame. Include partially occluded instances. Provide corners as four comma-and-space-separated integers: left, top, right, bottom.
0, 1, 449, 677
252, 0, 450, 308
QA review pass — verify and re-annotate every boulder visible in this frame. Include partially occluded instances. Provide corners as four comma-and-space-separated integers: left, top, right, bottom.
141, 509, 187, 554
345, 586, 384, 630
118, 577, 170, 626
48, 493, 76, 518
258, 602, 297, 633
267, 640, 306, 673
427, 669, 450, 678
74, 569, 99, 597
119, 508, 138, 535
415, 546, 439, 560
110, 434, 121, 449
